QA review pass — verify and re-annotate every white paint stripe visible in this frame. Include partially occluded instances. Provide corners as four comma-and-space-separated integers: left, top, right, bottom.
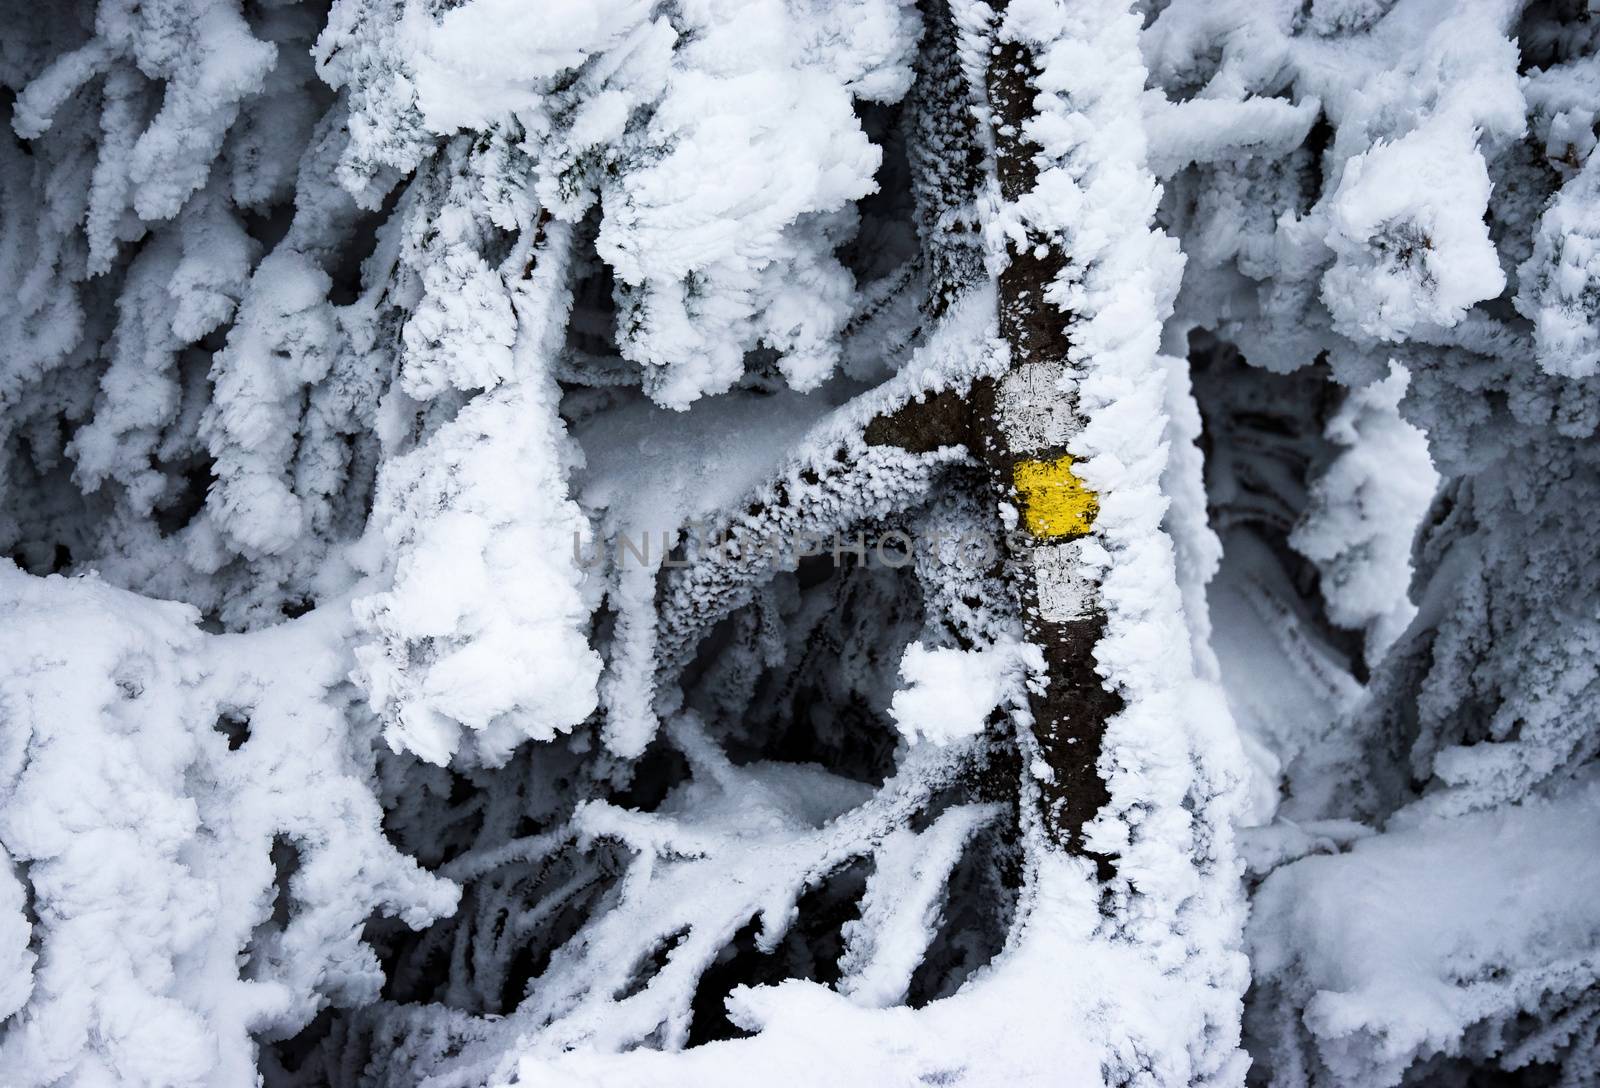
1032, 539, 1095, 622
998, 360, 1081, 454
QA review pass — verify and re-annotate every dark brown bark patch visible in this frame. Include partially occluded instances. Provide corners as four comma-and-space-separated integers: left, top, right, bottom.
864, 388, 975, 453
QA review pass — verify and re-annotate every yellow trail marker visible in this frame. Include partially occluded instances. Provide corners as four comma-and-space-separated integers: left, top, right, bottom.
1013, 454, 1098, 539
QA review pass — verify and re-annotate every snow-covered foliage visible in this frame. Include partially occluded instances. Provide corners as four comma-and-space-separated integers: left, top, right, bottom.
1149, 0, 1600, 1082
0, 0, 1597, 1084
0, 566, 455, 1086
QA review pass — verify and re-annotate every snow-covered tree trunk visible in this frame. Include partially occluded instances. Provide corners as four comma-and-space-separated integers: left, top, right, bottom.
967, 0, 1125, 857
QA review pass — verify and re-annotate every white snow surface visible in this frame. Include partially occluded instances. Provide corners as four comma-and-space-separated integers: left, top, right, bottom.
0, 565, 457, 1088
1250, 772, 1600, 1088
888, 640, 1032, 746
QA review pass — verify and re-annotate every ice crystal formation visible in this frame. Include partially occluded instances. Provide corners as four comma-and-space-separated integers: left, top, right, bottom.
0, 0, 1598, 1085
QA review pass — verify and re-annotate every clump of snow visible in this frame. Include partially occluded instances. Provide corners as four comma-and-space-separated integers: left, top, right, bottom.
1322, 129, 1508, 342
353, 385, 603, 767
396, 0, 921, 408
354, 224, 603, 768
1291, 362, 1439, 659
1518, 150, 1600, 378
888, 639, 1030, 746
202, 250, 338, 558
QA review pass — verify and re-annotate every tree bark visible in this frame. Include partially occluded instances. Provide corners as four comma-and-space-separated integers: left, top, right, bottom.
868, 0, 1116, 866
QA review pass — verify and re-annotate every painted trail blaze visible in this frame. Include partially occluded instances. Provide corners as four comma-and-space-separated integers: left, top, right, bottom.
1013, 454, 1098, 538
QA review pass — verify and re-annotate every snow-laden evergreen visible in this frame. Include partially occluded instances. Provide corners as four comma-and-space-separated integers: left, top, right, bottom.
0, 0, 1597, 1085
